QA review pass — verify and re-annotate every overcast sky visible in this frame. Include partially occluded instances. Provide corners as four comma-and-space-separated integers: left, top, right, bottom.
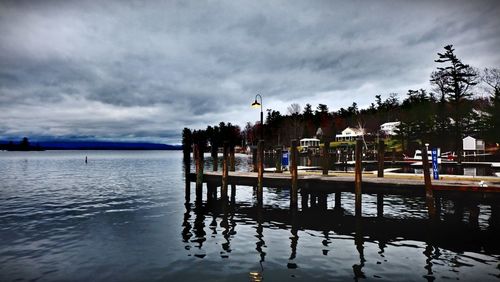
1, 0, 499, 144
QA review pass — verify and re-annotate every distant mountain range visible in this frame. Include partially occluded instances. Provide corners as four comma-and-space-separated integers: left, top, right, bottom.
0, 140, 181, 150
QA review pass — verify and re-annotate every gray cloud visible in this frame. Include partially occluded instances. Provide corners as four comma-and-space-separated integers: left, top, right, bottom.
0, 0, 499, 143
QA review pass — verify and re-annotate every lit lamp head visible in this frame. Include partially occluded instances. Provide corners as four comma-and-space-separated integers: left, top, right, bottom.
251, 99, 261, 108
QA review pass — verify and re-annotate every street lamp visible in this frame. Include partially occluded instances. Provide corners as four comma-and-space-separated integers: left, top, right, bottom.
252, 94, 263, 141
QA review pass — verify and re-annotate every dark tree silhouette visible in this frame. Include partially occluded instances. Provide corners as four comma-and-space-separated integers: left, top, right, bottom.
434, 45, 478, 162
19, 137, 30, 151
482, 68, 500, 142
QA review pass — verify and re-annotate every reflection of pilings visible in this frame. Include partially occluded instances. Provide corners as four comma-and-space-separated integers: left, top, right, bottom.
454, 199, 464, 223
489, 204, 500, 231
290, 140, 298, 209
255, 206, 266, 263
353, 218, 366, 281
423, 244, 435, 280
231, 185, 236, 205
435, 196, 441, 220
377, 193, 383, 217
220, 204, 231, 258
354, 138, 362, 217
288, 209, 299, 269
192, 203, 206, 253
181, 202, 192, 243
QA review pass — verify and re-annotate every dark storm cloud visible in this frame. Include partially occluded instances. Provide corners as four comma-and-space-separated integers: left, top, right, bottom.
1, 0, 499, 143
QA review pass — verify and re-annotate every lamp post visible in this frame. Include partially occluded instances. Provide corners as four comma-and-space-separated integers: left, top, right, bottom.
252, 94, 264, 141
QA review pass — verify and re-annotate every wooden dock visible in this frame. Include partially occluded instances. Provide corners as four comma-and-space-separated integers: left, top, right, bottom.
189, 171, 500, 198
186, 138, 500, 220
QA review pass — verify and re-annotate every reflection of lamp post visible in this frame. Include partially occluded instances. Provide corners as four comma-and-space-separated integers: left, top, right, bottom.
252, 94, 263, 141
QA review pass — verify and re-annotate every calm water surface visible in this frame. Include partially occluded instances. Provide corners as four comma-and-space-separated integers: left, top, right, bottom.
0, 150, 499, 281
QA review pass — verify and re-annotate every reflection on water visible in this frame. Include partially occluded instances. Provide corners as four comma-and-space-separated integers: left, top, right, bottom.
0, 151, 499, 281
181, 181, 500, 281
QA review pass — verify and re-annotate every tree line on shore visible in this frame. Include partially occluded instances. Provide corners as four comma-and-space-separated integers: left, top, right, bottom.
183, 45, 499, 159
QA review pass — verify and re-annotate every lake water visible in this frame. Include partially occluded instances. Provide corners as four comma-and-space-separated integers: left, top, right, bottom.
1, 150, 499, 281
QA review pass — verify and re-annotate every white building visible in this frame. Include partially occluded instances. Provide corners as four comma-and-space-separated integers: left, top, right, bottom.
380, 121, 401, 136
463, 136, 485, 152
299, 138, 320, 148
335, 127, 364, 142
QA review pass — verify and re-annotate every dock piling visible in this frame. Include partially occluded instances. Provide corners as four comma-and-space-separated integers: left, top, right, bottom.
222, 142, 229, 201
230, 145, 235, 172
275, 148, 282, 173
354, 138, 363, 216
335, 192, 341, 211
377, 193, 384, 217
257, 140, 264, 205
290, 140, 298, 209
421, 143, 436, 219
194, 144, 203, 203
322, 140, 330, 176
211, 144, 218, 171
377, 140, 385, 178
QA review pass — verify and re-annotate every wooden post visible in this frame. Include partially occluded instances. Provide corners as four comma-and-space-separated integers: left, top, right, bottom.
211, 145, 218, 171
309, 193, 317, 208
318, 194, 327, 210
421, 144, 436, 219
275, 148, 282, 173
231, 184, 236, 204
185, 173, 191, 203
301, 192, 309, 210
322, 140, 330, 176
468, 204, 479, 228
252, 147, 258, 172
354, 138, 363, 217
377, 193, 383, 217
230, 145, 235, 172
377, 140, 385, 178
290, 140, 298, 209
335, 192, 341, 210
222, 142, 229, 201
207, 182, 215, 205
257, 140, 264, 205
195, 144, 203, 203
184, 145, 191, 203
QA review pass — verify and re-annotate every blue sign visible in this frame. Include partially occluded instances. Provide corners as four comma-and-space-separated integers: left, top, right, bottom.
282, 151, 289, 166
431, 148, 439, 180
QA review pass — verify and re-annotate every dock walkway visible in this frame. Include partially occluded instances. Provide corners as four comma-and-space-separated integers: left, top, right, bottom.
189, 171, 500, 199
